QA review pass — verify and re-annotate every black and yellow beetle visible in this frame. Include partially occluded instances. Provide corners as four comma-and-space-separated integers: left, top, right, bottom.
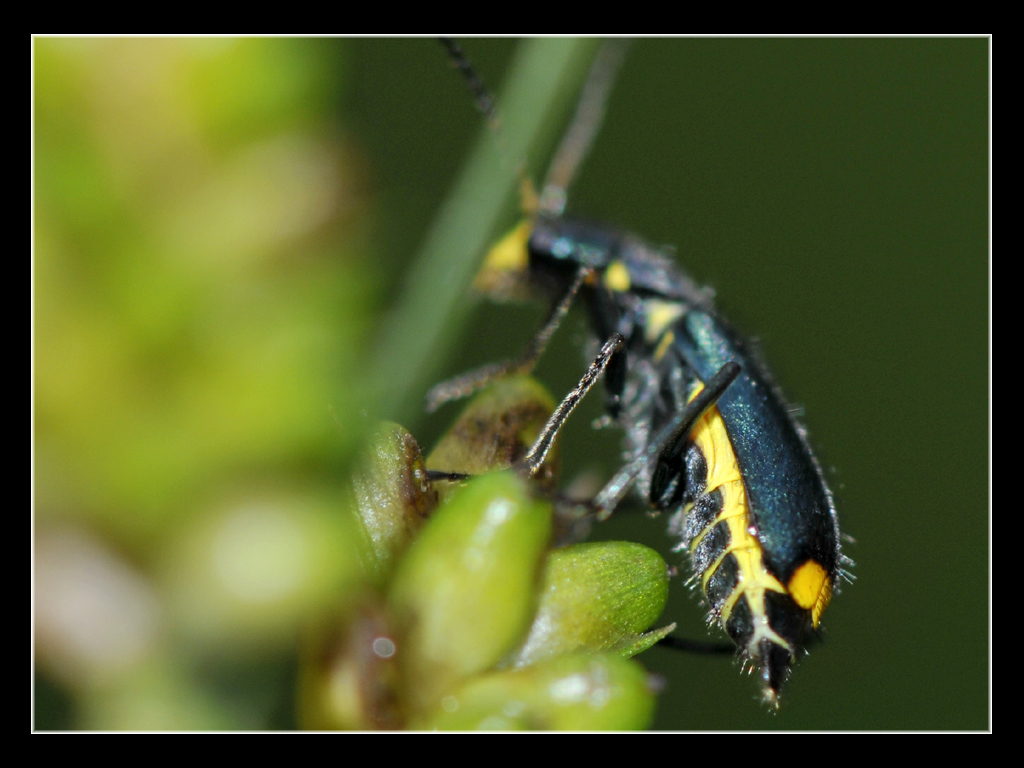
431, 39, 846, 707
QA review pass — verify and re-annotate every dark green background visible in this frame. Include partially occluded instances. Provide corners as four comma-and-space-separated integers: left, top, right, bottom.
347, 38, 988, 730
35, 37, 989, 730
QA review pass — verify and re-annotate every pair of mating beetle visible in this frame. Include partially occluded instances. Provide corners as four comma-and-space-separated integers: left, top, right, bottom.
425, 39, 846, 707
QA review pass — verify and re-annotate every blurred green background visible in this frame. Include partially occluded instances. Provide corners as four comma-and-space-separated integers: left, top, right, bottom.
33, 37, 989, 730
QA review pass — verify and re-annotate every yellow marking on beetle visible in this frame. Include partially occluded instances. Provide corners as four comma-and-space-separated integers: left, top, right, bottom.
685, 382, 743, 498
653, 331, 675, 363
685, 382, 790, 651
604, 260, 631, 292
643, 300, 686, 345
475, 219, 533, 298
788, 560, 833, 628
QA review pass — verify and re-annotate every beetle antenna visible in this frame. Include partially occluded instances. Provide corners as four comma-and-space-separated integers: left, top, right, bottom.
539, 38, 631, 216
439, 38, 540, 215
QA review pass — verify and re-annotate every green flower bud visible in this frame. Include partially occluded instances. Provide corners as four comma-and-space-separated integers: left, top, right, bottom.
507, 541, 673, 667
298, 600, 403, 731
351, 422, 438, 585
422, 653, 656, 731
387, 472, 552, 713
426, 375, 560, 498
